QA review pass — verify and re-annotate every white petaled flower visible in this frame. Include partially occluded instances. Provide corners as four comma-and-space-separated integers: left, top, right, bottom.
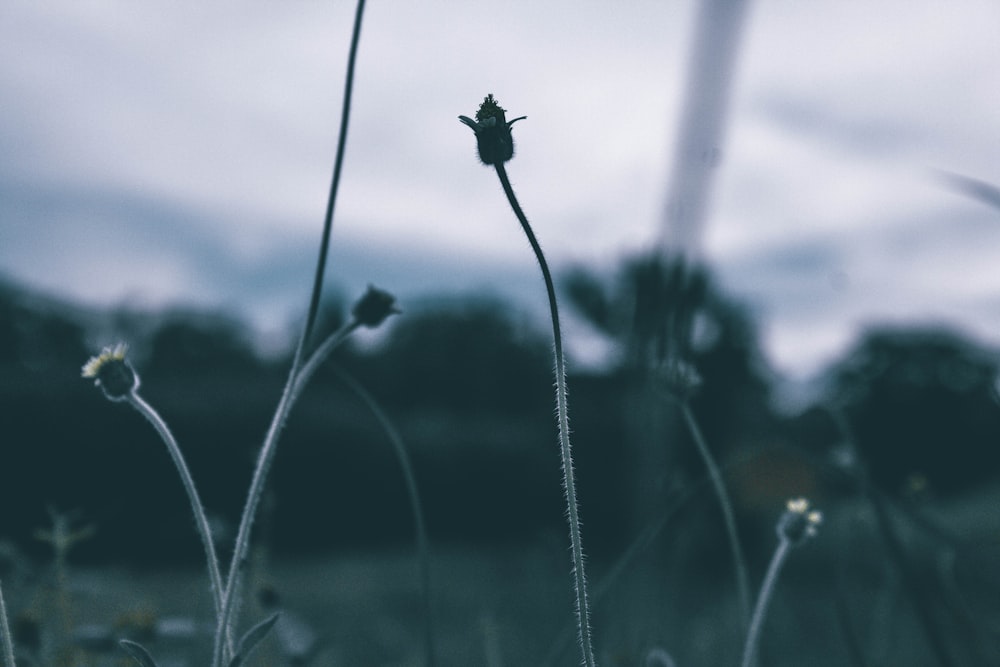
776, 497, 823, 546
82, 343, 138, 401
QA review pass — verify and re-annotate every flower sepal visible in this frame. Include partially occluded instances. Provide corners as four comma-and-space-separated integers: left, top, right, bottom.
458, 94, 526, 166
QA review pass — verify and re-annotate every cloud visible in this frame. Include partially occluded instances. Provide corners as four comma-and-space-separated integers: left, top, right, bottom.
2, 1, 999, 383
715, 199, 1000, 378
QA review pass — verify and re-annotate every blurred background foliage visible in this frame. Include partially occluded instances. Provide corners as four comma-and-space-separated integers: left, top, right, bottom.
1, 257, 999, 568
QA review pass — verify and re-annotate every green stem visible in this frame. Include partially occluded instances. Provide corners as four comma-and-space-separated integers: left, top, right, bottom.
679, 400, 751, 630
126, 391, 231, 654
0, 580, 15, 667
741, 537, 791, 667
493, 162, 596, 667
334, 368, 436, 667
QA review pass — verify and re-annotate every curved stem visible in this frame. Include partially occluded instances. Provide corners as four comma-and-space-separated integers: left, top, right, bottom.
212, 321, 358, 667
126, 391, 231, 655
212, 2, 367, 664
825, 405, 959, 667
299, 0, 367, 353
679, 400, 751, 630
541, 458, 743, 666
741, 538, 791, 667
494, 162, 597, 667
290, 322, 361, 403
334, 367, 436, 667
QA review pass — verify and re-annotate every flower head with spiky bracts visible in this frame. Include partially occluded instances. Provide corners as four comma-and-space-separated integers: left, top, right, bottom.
458, 94, 526, 166
82, 343, 138, 402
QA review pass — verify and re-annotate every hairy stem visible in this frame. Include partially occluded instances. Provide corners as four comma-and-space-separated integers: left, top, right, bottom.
494, 162, 596, 667
540, 461, 742, 666
290, 322, 361, 402
213, 321, 358, 667
741, 538, 791, 667
126, 391, 231, 654
0, 581, 15, 667
212, 1, 367, 664
679, 400, 751, 630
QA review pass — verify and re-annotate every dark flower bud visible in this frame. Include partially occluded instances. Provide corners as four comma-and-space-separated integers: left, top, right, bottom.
458, 94, 526, 165
81, 343, 138, 401
351, 285, 400, 328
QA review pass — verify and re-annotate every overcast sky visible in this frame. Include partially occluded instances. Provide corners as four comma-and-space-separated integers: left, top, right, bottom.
2, 1, 999, 381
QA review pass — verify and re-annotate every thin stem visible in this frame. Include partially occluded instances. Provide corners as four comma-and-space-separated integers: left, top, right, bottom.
741, 538, 791, 667
493, 162, 597, 667
126, 391, 230, 653
212, 320, 358, 667
290, 322, 361, 403
299, 0, 367, 353
679, 400, 751, 630
334, 367, 436, 667
212, 1, 366, 663
867, 488, 957, 667
540, 460, 741, 666
0, 581, 15, 667
825, 406, 958, 667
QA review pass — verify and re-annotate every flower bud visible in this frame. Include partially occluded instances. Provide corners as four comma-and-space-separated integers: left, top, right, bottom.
351, 285, 400, 328
81, 343, 138, 401
776, 497, 823, 546
458, 94, 526, 166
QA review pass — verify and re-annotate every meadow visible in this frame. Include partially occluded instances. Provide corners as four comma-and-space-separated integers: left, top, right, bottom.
2, 2, 1000, 666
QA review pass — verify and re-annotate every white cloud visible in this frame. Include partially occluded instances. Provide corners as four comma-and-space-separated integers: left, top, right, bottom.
2, 1, 999, 381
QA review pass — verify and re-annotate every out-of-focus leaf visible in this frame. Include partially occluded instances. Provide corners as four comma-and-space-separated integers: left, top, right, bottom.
228, 612, 280, 667
119, 640, 159, 667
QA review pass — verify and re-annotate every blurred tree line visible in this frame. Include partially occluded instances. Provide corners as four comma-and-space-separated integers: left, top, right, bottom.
1, 259, 999, 566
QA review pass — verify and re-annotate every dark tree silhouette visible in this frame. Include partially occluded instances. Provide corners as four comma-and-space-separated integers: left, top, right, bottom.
828, 326, 1000, 494
354, 297, 552, 414
145, 312, 260, 377
563, 253, 775, 464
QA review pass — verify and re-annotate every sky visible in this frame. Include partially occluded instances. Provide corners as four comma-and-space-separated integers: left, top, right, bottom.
2, 1, 999, 383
